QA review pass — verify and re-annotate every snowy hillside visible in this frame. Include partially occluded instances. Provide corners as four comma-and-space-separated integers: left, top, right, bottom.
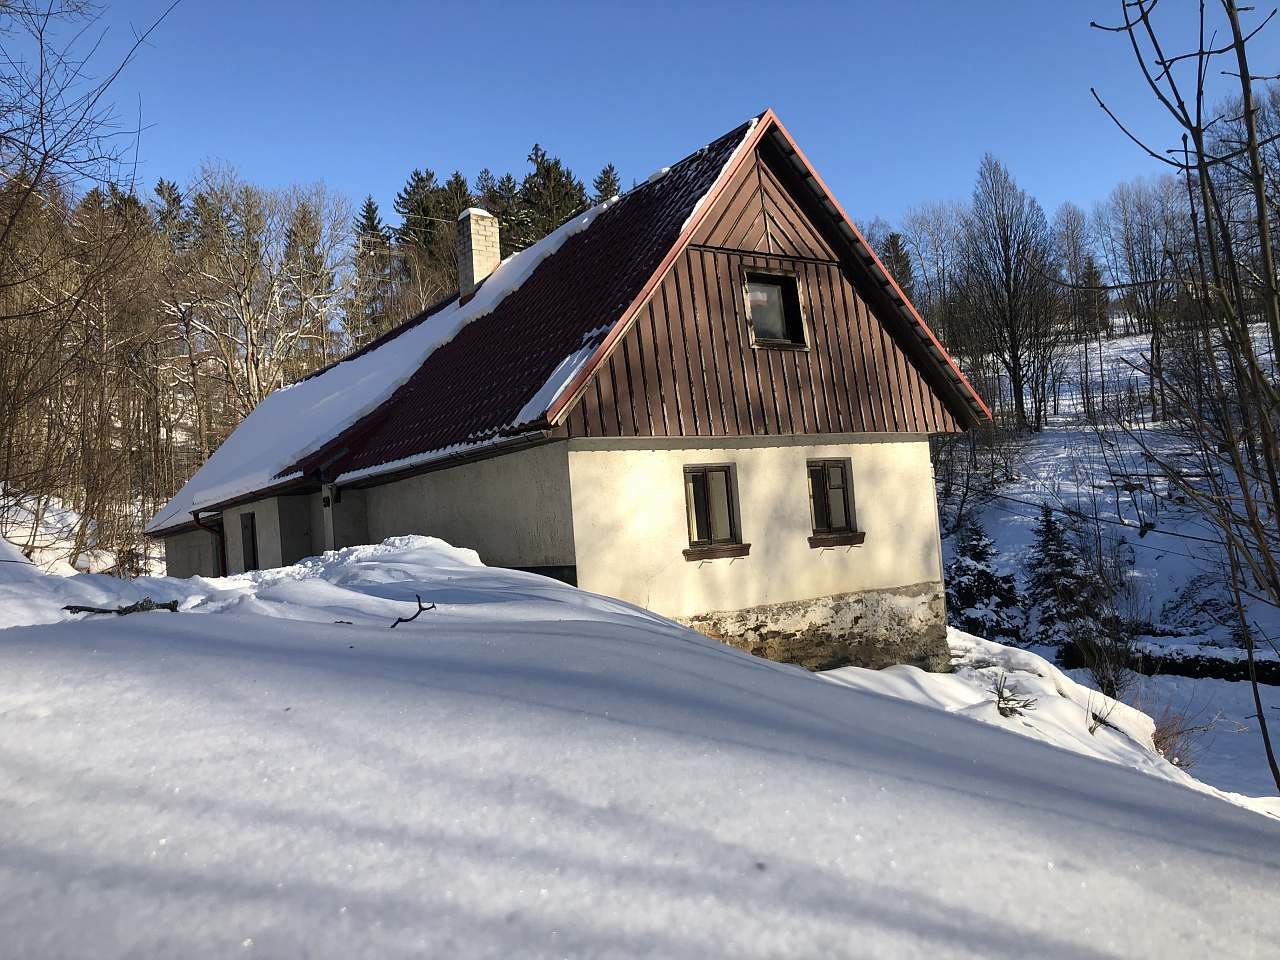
951, 328, 1280, 642
0, 487, 125, 576
2, 537, 1277, 958
943, 328, 1280, 799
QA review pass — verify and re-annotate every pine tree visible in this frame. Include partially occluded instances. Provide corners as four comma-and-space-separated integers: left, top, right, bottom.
1025, 504, 1111, 650
1026, 504, 1076, 646
439, 171, 474, 220
283, 199, 337, 371
592, 163, 622, 204
517, 144, 587, 248
347, 196, 392, 347
880, 232, 917, 304
1080, 255, 1110, 337
354, 195, 386, 242
945, 519, 1024, 644
153, 178, 191, 249
393, 168, 440, 253
485, 171, 527, 258
474, 168, 498, 206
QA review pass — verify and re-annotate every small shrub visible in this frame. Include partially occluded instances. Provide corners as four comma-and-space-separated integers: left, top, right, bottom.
1064, 614, 1136, 701
1086, 693, 1117, 735
1150, 706, 1215, 771
993, 671, 1037, 718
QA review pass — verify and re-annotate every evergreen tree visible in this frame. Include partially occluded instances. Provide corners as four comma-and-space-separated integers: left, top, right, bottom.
517, 144, 587, 248
348, 196, 392, 347
1026, 504, 1077, 646
439, 170, 474, 220
354, 195, 386, 242
1025, 504, 1112, 650
283, 199, 336, 371
482, 171, 527, 258
880, 232, 917, 304
1080, 255, 1110, 338
393, 168, 440, 253
474, 168, 498, 207
153, 178, 192, 254
592, 162, 622, 204
106, 183, 144, 220
945, 519, 1024, 644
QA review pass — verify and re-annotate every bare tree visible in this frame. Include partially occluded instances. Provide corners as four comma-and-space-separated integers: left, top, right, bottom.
1092, 0, 1280, 789
961, 155, 1062, 429
163, 167, 350, 421
0, 2, 173, 567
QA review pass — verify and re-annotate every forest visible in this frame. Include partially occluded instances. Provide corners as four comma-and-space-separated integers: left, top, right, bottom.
0, 2, 624, 573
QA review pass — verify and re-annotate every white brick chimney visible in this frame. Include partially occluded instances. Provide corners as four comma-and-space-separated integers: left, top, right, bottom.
456, 207, 500, 301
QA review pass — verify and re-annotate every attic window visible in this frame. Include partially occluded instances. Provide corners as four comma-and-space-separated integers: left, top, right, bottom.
745, 272, 805, 347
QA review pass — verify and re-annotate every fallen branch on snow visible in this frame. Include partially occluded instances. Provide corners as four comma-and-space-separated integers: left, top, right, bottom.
63, 596, 179, 616
390, 594, 436, 629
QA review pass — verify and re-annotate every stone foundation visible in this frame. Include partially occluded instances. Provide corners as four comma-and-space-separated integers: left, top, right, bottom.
680, 581, 951, 672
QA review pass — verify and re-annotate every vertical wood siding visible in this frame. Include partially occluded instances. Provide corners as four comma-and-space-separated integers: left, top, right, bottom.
562, 148, 960, 438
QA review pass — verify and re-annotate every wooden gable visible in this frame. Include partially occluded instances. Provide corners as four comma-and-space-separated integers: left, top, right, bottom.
690, 148, 840, 261
555, 133, 964, 439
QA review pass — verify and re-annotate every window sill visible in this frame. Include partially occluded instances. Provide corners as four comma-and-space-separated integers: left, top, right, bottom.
808, 531, 866, 549
750, 339, 809, 352
683, 542, 751, 561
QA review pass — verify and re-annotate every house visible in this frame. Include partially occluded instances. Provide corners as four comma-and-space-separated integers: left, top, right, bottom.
145, 109, 990, 672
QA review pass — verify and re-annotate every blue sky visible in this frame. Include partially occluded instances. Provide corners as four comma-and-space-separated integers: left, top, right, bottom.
85, 1, 1280, 227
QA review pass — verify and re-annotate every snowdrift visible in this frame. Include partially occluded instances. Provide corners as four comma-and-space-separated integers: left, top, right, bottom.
2, 537, 1277, 958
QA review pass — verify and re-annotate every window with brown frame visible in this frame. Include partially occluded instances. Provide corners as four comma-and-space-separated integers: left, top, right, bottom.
807, 460, 864, 548
744, 272, 805, 347
683, 465, 750, 560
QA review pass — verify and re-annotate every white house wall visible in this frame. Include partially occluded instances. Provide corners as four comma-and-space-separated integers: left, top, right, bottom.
222, 498, 282, 574
362, 442, 575, 569
162, 527, 221, 579
566, 435, 944, 618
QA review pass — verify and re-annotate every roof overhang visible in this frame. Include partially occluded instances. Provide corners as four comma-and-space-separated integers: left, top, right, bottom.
144, 474, 318, 539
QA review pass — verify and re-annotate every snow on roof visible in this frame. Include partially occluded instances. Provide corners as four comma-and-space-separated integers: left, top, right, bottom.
145, 203, 608, 535
148, 120, 762, 534
457, 206, 495, 221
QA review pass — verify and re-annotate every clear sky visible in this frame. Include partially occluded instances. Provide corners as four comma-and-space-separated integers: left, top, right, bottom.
82, 0, 1280, 227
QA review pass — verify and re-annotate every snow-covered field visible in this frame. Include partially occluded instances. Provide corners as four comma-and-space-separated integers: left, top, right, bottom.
2, 536, 1277, 958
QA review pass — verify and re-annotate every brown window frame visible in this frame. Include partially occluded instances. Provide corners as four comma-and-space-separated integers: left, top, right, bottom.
742, 269, 808, 350
807, 459, 864, 548
683, 464, 750, 561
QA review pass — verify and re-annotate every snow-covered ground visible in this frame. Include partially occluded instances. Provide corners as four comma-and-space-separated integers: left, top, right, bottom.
826, 631, 1279, 817
0, 486, 123, 576
2, 536, 1277, 958
947, 327, 1280, 801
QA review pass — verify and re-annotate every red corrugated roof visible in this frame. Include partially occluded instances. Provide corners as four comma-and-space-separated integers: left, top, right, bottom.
288, 118, 758, 483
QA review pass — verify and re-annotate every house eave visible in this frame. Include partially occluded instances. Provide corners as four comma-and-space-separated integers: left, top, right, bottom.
335, 428, 557, 491
143, 474, 320, 540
